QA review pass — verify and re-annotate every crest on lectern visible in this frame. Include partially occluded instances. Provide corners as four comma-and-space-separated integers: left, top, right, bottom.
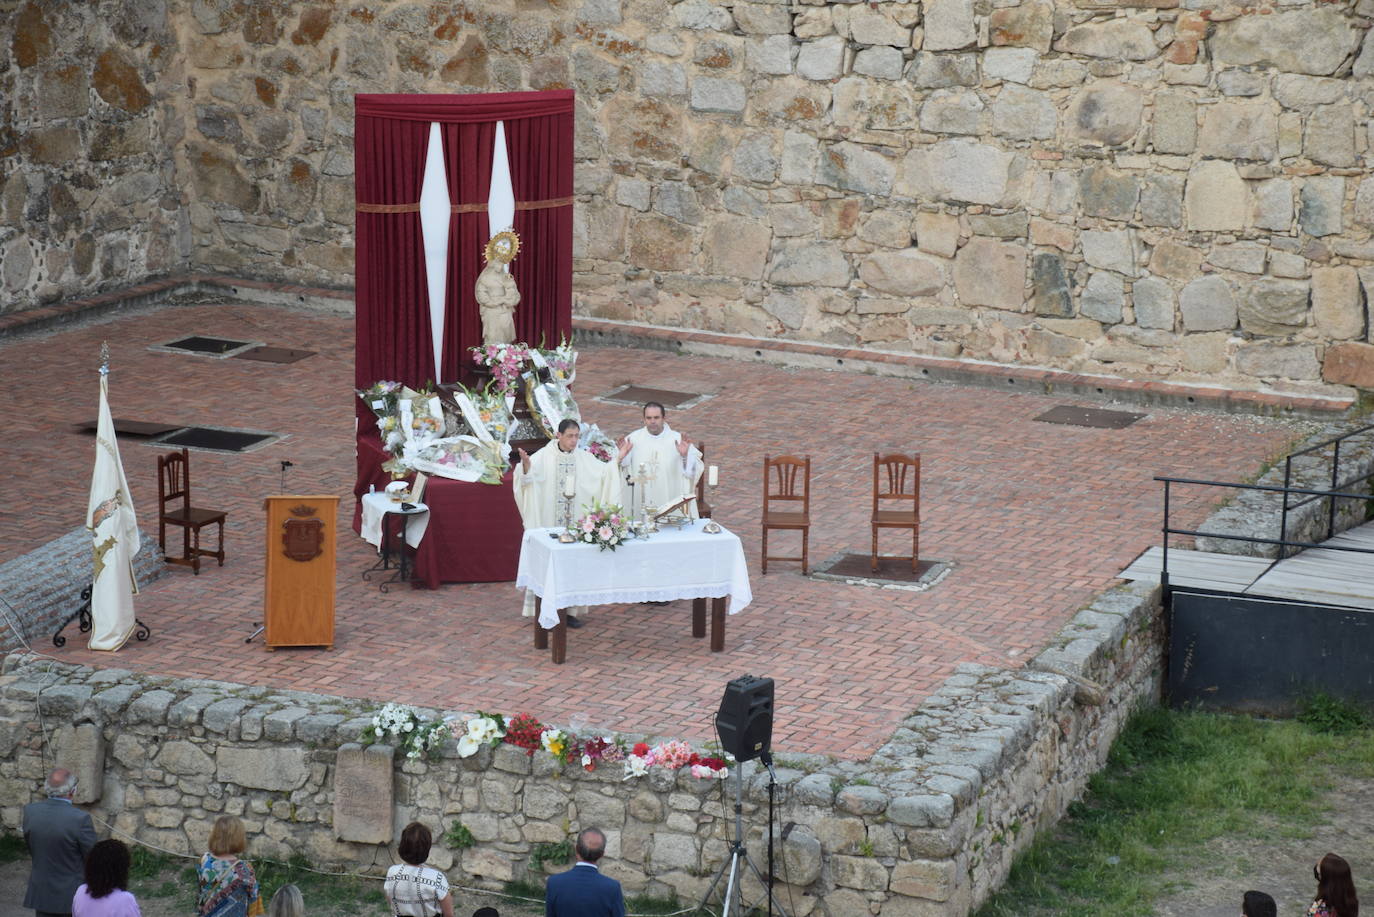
282, 508, 324, 562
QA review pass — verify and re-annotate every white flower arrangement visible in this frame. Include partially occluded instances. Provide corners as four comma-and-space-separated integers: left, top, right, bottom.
361, 702, 450, 761
453, 712, 506, 758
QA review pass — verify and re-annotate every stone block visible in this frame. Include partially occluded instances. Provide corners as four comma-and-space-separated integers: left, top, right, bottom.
860, 210, 914, 248
1274, 74, 1346, 108
907, 52, 978, 89
1323, 342, 1374, 388
833, 854, 890, 891
1133, 276, 1175, 330
920, 88, 985, 136
915, 212, 960, 258
128, 690, 176, 723
734, 2, 791, 34
1080, 272, 1125, 325
157, 740, 212, 777
689, 77, 746, 114
794, 8, 833, 40
984, 48, 1039, 84
898, 139, 1022, 207
796, 36, 846, 81
628, 214, 694, 272
1140, 173, 1184, 229
848, 5, 912, 46
1080, 168, 1138, 222
1240, 278, 1310, 336
216, 746, 309, 792
1235, 343, 1321, 380
860, 250, 946, 297
1209, 243, 1266, 275
817, 141, 896, 195
704, 215, 771, 280
954, 237, 1025, 310
674, 0, 732, 30
1299, 177, 1344, 238
890, 858, 955, 901
1081, 229, 1140, 277
1311, 266, 1363, 341
651, 832, 699, 871
1198, 102, 1277, 161
52, 724, 104, 804
1151, 93, 1196, 154
1185, 161, 1249, 232
989, 2, 1053, 52
1054, 20, 1157, 60
924, 0, 976, 51
1254, 179, 1293, 232
854, 47, 904, 80
1179, 276, 1237, 332
780, 829, 822, 885
1210, 8, 1359, 77
967, 211, 1027, 240
1030, 219, 1074, 252
1031, 253, 1074, 317
1217, 69, 1265, 97
990, 84, 1056, 140
1181, 332, 1230, 373
1269, 251, 1309, 280
1066, 82, 1143, 146
815, 815, 868, 853
769, 242, 850, 288
747, 35, 794, 76
1305, 104, 1356, 167
888, 794, 954, 828
463, 847, 515, 882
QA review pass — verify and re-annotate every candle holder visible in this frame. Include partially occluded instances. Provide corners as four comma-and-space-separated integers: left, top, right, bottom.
703, 482, 722, 534
558, 491, 577, 542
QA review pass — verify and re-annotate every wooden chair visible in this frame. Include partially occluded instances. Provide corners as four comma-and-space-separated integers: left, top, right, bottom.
762, 454, 811, 574
157, 448, 226, 574
872, 453, 921, 573
695, 441, 712, 520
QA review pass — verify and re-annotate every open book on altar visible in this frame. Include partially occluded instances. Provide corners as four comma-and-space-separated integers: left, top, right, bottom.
653, 494, 697, 522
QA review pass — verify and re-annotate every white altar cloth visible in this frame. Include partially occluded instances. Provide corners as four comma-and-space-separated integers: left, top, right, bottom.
516, 519, 753, 629
360, 491, 430, 550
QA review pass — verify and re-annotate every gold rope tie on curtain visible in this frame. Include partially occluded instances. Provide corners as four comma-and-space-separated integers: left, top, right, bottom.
355, 197, 574, 213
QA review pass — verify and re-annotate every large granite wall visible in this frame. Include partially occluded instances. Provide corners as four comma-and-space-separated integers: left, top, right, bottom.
9, 0, 1374, 396
1, 1, 190, 312
0, 580, 1162, 917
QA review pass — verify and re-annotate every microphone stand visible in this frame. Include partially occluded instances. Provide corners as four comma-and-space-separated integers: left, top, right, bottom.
762, 752, 778, 917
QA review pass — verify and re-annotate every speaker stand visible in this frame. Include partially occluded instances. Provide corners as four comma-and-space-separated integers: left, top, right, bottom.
697, 764, 792, 917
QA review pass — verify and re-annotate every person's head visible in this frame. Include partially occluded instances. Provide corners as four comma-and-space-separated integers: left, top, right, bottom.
44, 767, 76, 799
267, 883, 305, 917
1315, 853, 1358, 916
575, 828, 606, 864
208, 815, 247, 857
399, 822, 433, 866
557, 419, 581, 452
642, 402, 666, 436
83, 839, 130, 899
471, 909, 501, 917
1242, 890, 1277, 917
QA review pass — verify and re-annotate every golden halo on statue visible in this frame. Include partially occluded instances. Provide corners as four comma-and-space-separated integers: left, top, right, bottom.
485, 230, 521, 265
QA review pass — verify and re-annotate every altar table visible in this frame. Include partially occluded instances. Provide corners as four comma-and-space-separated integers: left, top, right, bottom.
515, 519, 753, 664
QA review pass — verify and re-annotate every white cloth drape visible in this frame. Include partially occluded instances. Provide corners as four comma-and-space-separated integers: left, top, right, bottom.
86, 373, 139, 651
418, 122, 450, 380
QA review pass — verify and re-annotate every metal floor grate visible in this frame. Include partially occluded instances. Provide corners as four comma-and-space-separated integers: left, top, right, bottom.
77, 418, 184, 437
1034, 405, 1145, 429
233, 346, 316, 364
156, 427, 276, 453
598, 384, 712, 410
162, 336, 254, 355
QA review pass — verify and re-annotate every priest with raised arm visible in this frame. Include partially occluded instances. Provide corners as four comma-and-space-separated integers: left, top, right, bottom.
515, 419, 620, 628
617, 402, 703, 519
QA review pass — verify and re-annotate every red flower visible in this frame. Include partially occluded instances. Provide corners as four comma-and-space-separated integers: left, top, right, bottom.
632, 742, 650, 757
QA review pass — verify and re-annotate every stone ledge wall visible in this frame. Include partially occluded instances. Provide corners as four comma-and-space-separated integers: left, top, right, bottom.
0, 581, 1161, 916
0, 527, 165, 657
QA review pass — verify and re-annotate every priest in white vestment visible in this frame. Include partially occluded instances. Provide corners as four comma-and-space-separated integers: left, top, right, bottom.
618, 402, 703, 519
514, 418, 620, 626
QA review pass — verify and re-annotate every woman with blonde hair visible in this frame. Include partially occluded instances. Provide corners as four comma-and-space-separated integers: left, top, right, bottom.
196, 815, 261, 917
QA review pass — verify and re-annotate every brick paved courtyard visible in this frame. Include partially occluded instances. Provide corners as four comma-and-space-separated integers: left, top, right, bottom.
0, 301, 1313, 758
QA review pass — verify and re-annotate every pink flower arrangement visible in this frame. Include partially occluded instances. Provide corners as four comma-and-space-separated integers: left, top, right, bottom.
470, 343, 533, 393
572, 501, 632, 551
645, 739, 696, 770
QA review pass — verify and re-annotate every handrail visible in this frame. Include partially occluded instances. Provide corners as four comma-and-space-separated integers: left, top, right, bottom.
1279, 423, 1374, 558
1153, 475, 1374, 590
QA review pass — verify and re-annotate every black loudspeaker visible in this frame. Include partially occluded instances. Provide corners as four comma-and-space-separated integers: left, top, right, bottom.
715, 675, 774, 762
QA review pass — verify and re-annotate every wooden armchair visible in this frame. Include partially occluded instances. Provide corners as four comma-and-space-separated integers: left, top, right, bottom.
157, 448, 226, 574
872, 453, 921, 573
762, 454, 811, 574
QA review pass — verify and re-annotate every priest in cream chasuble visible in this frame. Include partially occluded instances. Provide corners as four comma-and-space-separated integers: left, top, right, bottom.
514, 419, 620, 622
618, 402, 703, 519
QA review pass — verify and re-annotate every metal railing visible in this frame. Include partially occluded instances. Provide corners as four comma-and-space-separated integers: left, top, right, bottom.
1278, 423, 1374, 558
1155, 475, 1374, 589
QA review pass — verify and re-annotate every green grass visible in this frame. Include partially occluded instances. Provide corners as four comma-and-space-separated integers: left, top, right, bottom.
250, 853, 387, 911
624, 891, 683, 914
975, 705, 1374, 917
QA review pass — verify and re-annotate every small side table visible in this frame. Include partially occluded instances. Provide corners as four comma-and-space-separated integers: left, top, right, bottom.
361, 493, 429, 593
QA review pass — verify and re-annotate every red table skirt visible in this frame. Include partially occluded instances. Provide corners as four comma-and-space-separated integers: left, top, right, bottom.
352, 435, 524, 587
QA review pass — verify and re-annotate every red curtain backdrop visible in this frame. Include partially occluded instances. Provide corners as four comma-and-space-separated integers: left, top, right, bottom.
505, 110, 575, 349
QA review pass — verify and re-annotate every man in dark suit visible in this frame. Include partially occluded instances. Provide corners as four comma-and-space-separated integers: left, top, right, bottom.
545, 827, 625, 917
23, 767, 96, 917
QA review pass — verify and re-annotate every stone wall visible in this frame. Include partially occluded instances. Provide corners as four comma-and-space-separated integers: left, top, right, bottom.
19, 0, 1374, 395
0, 579, 1162, 916
1, 1, 190, 311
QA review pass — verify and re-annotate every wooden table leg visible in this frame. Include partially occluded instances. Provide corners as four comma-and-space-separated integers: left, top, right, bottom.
552, 608, 568, 665
534, 597, 548, 650
692, 598, 706, 638
710, 597, 726, 652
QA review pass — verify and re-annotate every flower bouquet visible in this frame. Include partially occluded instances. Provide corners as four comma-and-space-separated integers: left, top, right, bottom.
570, 501, 632, 551
578, 424, 617, 464
470, 342, 534, 393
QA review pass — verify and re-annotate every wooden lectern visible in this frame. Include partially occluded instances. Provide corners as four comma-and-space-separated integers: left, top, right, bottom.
263, 495, 340, 648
